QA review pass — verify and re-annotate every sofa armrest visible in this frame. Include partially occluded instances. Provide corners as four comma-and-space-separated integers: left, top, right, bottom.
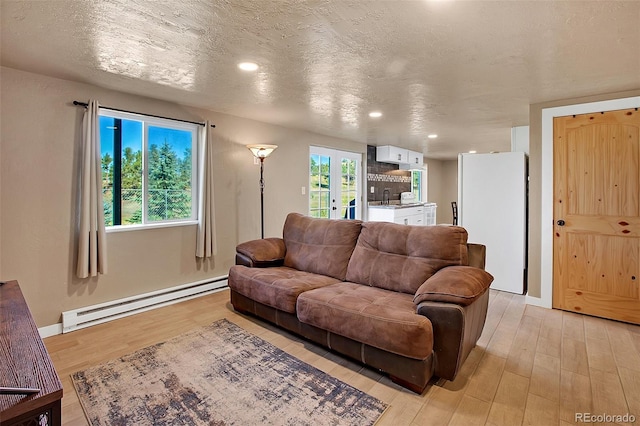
413, 266, 493, 306
235, 238, 286, 268
416, 290, 489, 380
467, 243, 486, 269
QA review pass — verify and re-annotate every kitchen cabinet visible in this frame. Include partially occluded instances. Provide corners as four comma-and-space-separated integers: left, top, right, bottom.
376, 146, 424, 169
368, 205, 424, 225
400, 150, 424, 170
423, 203, 437, 225
376, 145, 408, 164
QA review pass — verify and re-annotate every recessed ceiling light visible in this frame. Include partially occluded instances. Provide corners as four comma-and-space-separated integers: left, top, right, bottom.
469, 150, 477, 154
427, 134, 438, 139
238, 62, 259, 71
369, 111, 383, 118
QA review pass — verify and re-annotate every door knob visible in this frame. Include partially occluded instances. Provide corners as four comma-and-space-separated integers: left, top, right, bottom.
557, 219, 565, 226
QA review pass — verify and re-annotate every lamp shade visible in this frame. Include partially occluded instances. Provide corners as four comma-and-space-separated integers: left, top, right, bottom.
247, 144, 278, 159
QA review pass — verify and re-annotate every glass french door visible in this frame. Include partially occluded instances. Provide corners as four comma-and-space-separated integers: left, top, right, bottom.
309, 147, 361, 220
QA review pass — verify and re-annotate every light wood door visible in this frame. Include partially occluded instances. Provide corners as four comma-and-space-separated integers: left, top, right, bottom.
553, 108, 640, 324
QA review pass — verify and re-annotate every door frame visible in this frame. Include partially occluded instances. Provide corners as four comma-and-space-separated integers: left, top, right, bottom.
530, 95, 640, 309
308, 146, 362, 220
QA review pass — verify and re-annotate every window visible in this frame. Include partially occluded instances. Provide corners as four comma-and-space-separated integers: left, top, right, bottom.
411, 166, 428, 202
411, 170, 422, 202
100, 110, 198, 228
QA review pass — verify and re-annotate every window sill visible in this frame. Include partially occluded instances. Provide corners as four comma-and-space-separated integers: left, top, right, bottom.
106, 220, 198, 233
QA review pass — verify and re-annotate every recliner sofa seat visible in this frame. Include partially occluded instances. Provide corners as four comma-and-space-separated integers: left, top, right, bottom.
228, 213, 493, 393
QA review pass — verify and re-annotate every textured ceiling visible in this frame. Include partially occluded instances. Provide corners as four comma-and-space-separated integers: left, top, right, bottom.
2, 0, 639, 159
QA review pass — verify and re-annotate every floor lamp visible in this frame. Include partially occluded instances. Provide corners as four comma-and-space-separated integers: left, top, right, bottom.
247, 144, 278, 239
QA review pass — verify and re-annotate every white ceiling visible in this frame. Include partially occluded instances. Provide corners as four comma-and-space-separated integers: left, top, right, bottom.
2, 0, 639, 159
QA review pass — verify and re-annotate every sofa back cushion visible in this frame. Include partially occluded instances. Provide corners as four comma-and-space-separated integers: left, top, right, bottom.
283, 213, 362, 280
346, 222, 469, 294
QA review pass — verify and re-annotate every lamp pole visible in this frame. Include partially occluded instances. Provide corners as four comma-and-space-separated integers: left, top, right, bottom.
247, 144, 278, 239
259, 157, 265, 239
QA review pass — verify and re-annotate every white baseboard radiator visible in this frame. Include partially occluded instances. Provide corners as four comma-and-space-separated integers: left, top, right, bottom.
62, 276, 228, 333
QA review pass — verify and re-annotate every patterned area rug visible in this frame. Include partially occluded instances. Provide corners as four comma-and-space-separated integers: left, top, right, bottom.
72, 319, 387, 425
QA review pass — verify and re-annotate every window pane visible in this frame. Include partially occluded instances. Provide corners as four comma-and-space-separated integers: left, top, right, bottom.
100, 116, 115, 227
100, 117, 144, 226
121, 120, 143, 224
147, 126, 193, 222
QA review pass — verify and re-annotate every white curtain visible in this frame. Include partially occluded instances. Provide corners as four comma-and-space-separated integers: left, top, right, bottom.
77, 100, 108, 278
196, 120, 217, 258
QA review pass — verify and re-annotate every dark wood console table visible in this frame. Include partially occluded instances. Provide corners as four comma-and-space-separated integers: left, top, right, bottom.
0, 280, 63, 426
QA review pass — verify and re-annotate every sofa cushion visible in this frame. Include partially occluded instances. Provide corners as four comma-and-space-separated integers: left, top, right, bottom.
283, 213, 362, 280
228, 265, 341, 313
296, 282, 434, 360
346, 222, 469, 294
414, 266, 494, 306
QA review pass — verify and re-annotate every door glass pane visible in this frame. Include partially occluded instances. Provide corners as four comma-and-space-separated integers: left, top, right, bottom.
309, 154, 331, 218
342, 158, 357, 219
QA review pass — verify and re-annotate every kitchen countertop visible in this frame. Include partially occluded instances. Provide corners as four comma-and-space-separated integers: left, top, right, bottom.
368, 202, 424, 209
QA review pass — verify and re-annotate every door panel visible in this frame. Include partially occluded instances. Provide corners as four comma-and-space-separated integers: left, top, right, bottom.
553, 108, 640, 324
566, 124, 639, 216
565, 233, 638, 298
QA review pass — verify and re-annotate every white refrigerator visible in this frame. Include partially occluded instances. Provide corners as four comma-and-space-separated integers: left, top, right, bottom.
458, 152, 527, 294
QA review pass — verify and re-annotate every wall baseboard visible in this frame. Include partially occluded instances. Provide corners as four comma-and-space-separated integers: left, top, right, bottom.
525, 294, 551, 309
60, 276, 228, 334
39, 323, 63, 338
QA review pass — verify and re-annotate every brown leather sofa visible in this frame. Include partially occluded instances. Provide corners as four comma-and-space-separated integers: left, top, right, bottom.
228, 213, 493, 393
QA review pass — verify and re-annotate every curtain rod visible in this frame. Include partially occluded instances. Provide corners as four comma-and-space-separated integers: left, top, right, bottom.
73, 101, 216, 128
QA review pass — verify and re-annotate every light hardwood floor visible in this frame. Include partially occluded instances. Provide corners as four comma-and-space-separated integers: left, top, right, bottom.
44, 289, 640, 425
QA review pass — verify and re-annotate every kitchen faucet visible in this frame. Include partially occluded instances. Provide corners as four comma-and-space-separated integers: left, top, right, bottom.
382, 189, 390, 205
